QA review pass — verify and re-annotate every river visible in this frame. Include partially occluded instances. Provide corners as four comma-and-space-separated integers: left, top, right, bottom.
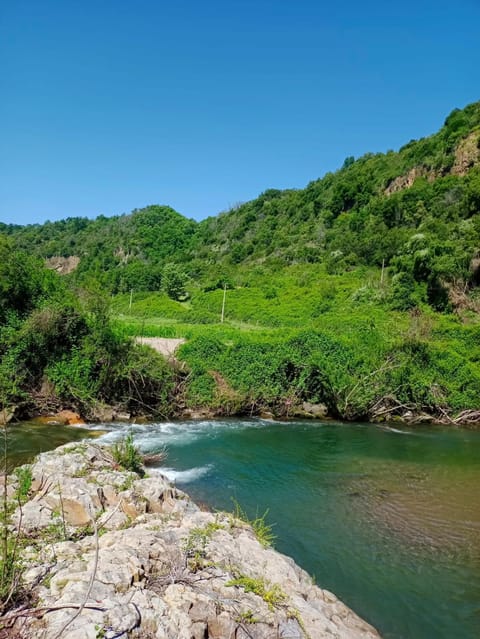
4, 418, 480, 638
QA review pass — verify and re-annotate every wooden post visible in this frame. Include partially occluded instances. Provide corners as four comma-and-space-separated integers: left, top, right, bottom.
221, 283, 227, 323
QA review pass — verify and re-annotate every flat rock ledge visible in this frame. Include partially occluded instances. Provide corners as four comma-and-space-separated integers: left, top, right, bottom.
5, 443, 380, 639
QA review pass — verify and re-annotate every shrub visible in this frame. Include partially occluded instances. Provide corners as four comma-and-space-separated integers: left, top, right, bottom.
111, 433, 144, 476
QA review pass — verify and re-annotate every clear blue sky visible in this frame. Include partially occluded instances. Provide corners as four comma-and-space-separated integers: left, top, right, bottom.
1, 0, 479, 225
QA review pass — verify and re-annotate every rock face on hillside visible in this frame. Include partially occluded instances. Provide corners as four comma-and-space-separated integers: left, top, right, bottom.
384, 130, 480, 196
45, 255, 80, 275
4, 444, 380, 639
452, 131, 480, 175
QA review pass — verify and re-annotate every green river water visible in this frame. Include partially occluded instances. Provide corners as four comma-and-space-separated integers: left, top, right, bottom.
4, 418, 480, 639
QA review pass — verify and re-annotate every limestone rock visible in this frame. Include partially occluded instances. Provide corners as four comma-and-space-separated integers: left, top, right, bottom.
0, 406, 16, 424
7, 442, 381, 639
93, 405, 115, 422
302, 401, 328, 418
45, 255, 80, 275
207, 612, 237, 639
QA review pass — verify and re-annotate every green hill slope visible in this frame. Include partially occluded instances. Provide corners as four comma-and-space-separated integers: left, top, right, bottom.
3, 101, 480, 312
193, 101, 480, 309
1, 205, 197, 293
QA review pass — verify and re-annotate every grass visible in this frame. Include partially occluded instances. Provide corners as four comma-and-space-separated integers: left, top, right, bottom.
111, 433, 144, 476
226, 574, 286, 610
231, 499, 276, 548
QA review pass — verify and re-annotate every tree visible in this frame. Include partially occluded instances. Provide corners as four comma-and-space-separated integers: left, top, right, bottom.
162, 263, 188, 301
0, 236, 54, 323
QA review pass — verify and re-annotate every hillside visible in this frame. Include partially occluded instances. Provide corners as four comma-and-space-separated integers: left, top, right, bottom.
1, 205, 197, 293
2, 100, 480, 313
198, 102, 480, 270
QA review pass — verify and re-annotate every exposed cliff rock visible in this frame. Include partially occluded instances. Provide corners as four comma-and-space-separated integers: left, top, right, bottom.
385, 131, 480, 196
384, 166, 434, 196
44, 256, 80, 275
451, 131, 480, 175
2, 443, 381, 639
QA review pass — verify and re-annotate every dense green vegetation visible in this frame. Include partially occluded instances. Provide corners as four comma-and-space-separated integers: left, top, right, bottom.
0, 206, 195, 294
0, 237, 175, 421
1, 100, 480, 423
111, 277, 480, 421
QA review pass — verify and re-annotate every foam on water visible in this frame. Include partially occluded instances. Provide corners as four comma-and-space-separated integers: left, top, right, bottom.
153, 464, 213, 483
381, 425, 415, 435
93, 418, 270, 452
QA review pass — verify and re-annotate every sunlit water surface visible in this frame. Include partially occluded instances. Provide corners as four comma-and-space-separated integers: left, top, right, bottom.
7, 418, 480, 639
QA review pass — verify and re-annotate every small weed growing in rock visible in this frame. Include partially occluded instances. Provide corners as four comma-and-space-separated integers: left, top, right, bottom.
235, 609, 259, 624
14, 466, 32, 505
119, 473, 136, 491
119, 515, 133, 530
184, 520, 224, 553
72, 466, 91, 479
60, 444, 86, 455
0, 453, 31, 612
95, 624, 106, 638
71, 523, 95, 540
183, 520, 224, 572
287, 607, 312, 639
41, 570, 54, 589
231, 498, 276, 548
226, 574, 286, 610
43, 516, 67, 544
111, 433, 144, 476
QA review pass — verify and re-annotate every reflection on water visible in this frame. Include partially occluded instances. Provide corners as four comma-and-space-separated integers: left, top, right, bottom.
5, 418, 480, 639
1, 421, 102, 471
347, 463, 480, 560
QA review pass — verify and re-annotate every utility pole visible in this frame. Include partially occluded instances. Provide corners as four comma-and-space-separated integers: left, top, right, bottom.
380, 259, 385, 287
129, 288, 133, 311
220, 283, 227, 323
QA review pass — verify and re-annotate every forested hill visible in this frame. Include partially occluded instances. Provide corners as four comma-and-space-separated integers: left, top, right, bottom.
197, 101, 480, 270
0, 206, 197, 292
2, 100, 480, 310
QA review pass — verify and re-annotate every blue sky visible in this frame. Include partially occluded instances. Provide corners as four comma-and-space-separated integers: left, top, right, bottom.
1, 0, 479, 225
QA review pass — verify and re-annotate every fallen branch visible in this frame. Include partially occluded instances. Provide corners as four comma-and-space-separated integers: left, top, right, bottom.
453, 409, 480, 425
342, 358, 399, 417
2, 602, 106, 622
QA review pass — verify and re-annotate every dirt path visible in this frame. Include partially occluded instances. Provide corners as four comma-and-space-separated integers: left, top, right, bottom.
136, 337, 186, 359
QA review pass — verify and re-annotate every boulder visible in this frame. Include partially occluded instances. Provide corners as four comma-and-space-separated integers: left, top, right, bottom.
301, 402, 329, 418
34, 410, 85, 425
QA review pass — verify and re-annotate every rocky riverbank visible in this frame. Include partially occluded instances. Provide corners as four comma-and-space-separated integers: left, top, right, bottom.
2, 443, 380, 639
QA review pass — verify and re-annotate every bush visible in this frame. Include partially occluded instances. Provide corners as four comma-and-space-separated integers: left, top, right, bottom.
111, 432, 144, 475
389, 272, 424, 310
46, 349, 98, 404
